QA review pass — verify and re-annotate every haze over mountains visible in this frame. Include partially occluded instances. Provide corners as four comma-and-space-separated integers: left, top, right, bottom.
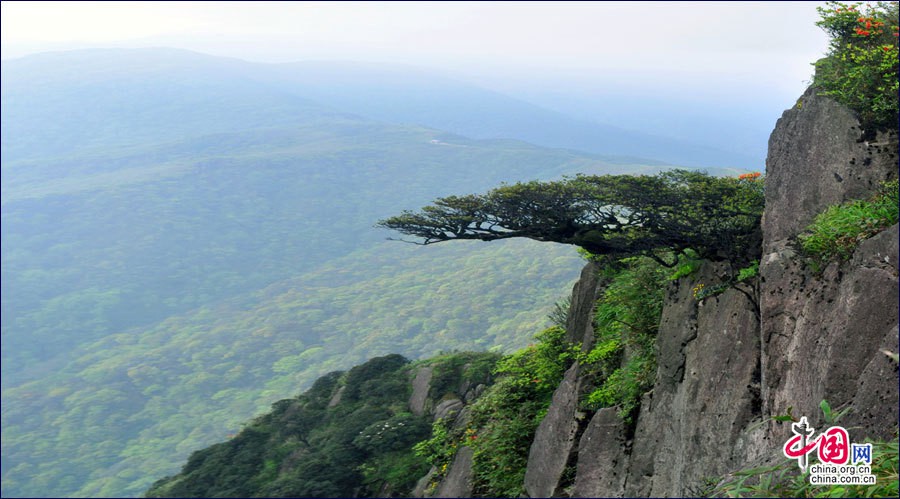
3, 48, 764, 167
2, 48, 751, 497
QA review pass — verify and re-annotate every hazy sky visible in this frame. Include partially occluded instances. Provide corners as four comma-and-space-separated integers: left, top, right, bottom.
2, 1, 829, 91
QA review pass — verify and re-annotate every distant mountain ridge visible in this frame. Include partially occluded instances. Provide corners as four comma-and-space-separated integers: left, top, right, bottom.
2, 48, 758, 168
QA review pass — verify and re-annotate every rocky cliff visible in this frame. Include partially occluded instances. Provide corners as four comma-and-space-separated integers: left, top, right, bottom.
146, 90, 896, 499
503, 88, 898, 497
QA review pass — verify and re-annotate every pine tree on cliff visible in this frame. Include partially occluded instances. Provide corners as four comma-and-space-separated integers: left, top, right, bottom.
378, 169, 763, 267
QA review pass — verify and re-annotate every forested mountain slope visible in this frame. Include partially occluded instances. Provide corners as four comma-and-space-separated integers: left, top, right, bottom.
1, 48, 687, 498
2, 117, 629, 382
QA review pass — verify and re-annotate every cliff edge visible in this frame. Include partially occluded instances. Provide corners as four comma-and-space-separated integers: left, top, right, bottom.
515, 88, 898, 497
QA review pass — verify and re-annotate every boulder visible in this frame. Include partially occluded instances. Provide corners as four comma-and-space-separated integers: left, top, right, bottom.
409, 366, 434, 416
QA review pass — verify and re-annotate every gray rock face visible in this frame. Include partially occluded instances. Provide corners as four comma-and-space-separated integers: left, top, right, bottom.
572, 407, 629, 498
435, 446, 474, 498
465, 383, 486, 403
524, 364, 586, 498
761, 224, 900, 442
410, 359, 498, 496
327, 386, 344, 408
413, 404, 475, 497
433, 397, 464, 422
523, 260, 603, 497
624, 262, 761, 497
763, 88, 897, 248
760, 88, 898, 445
409, 366, 434, 416
565, 261, 602, 349
412, 467, 436, 498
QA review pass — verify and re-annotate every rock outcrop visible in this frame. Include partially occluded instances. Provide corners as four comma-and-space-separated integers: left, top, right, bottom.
523, 364, 586, 498
760, 88, 898, 445
410, 366, 434, 416
524, 89, 898, 497
523, 260, 606, 497
624, 261, 761, 497
565, 261, 602, 349
435, 447, 475, 498
571, 407, 630, 498
763, 88, 896, 245
410, 358, 498, 498
412, 90, 897, 499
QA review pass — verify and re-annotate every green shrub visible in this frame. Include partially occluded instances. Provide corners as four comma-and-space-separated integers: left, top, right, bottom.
411, 325, 580, 497
583, 350, 655, 420
668, 249, 703, 280
799, 180, 899, 271
412, 417, 454, 467
580, 257, 667, 421
357, 451, 430, 496
736, 260, 759, 283
813, 1, 899, 132
709, 432, 898, 498
493, 326, 578, 393
426, 351, 502, 400
692, 281, 732, 301
353, 413, 430, 454
466, 377, 551, 497
463, 325, 578, 496
548, 296, 571, 327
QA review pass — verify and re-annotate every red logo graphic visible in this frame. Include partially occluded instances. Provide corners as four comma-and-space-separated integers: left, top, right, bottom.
818, 427, 849, 464
783, 417, 850, 471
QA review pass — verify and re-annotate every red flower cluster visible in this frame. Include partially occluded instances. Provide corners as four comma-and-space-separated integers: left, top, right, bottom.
738, 172, 762, 180
854, 15, 886, 37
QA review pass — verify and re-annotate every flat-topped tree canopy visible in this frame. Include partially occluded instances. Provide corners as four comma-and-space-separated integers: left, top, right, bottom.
377, 170, 763, 266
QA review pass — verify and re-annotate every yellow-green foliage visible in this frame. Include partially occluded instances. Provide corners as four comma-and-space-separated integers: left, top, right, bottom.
799, 180, 899, 271
580, 257, 668, 421
415, 326, 577, 497
467, 326, 578, 497
668, 248, 703, 280
813, 1, 899, 131
2, 241, 580, 499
